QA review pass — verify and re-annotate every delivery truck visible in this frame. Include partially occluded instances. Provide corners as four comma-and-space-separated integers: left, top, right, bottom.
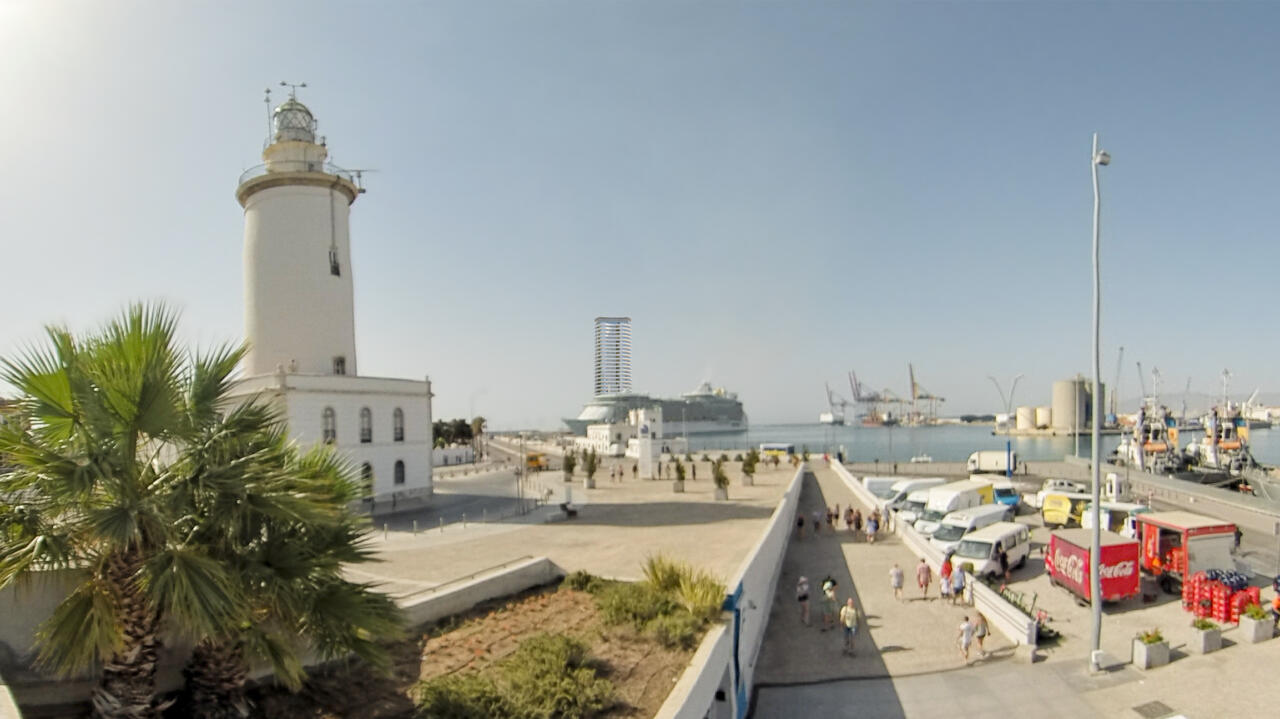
1046, 528, 1140, 604
966, 449, 1017, 474
913, 479, 995, 536
1135, 511, 1238, 594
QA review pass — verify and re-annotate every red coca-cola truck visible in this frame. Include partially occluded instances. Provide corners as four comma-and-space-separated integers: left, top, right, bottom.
1135, 511, 1237, 593
1046, 528, 1140, 603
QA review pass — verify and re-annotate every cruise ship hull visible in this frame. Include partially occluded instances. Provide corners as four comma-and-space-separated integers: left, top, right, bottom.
564, 384, 748, 436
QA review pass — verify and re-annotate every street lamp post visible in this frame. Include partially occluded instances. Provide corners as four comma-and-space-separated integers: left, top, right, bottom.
987, 374, 1024, 430
1088, 133, 1110, 673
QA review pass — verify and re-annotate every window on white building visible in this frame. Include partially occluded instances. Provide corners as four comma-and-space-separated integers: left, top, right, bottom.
393, 408, 404, 442
360, 462, 373, 498
360, 407, 372, 443
322, 407, 336, 444
394, 460, 405, 485
333, 356, 346, 375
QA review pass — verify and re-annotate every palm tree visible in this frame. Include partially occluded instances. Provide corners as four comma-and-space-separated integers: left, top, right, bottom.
176, 423, 401, 717
0, 305, 242, 717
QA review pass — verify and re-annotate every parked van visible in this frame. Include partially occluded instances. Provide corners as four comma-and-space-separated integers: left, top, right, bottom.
1081, 501, 1150, 538
952, 522, 1032, 578
1041, 492, 1093, 528
897, 489, 931, 525
1029, 479, 1088, 509
913, 480, 995, 536
929, 504, 1015, 554
862, 476, 901, 499
876, 478, 947, 512
980, 477, 1021, 509
967, 450, 1017, 474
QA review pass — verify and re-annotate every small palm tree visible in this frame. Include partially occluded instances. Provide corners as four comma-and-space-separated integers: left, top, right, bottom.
563, 451, 577, 478
743, 449, 759, 483
712, 458, 730, 495
583, 449, 600, 480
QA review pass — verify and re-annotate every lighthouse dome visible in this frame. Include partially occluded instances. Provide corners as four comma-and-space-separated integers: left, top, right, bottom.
273, 98, 316, 143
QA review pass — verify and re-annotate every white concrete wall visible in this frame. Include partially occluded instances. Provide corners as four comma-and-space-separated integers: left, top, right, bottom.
242, 183, 358, 377
433, 446, 474, 466
656, 464, 807, 719
398, 556, 562, 627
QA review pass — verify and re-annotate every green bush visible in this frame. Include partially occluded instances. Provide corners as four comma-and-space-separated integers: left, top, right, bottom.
1192, 617, 1219, 631
718, 453, 730, 462
499, 634, 614, 719
596, 582, 675, 630
648, 611, 703, 650
1137, 627, 1164, 645
562, 570, 603, 593
733, 453, 744, 462
1244, 603, 1269, 620
642, 554, 687, 594
684, 453, 694, 461
416, 673, 509, 718
700, 454, 711, 462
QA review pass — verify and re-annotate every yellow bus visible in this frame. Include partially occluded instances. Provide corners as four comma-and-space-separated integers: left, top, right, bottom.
525, 452, 548, 470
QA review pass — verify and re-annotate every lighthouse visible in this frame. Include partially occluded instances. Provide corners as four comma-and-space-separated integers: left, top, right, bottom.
237, 94, 360, 376
232, 88, 433, 510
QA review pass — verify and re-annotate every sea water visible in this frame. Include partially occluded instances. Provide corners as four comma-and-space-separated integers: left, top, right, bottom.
687, 423, 1280, 466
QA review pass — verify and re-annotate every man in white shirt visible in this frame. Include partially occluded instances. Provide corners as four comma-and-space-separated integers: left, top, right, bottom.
957, 616, 975, 661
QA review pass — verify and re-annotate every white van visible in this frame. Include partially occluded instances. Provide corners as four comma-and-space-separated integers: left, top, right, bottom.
952, 522, 1031, 578
928, 504, 1015, 554
1029, 478, 1088, 509
876, 478, 946, 512
897, 489, 931, 525
913, 480, 994, 536
862, 476, 901, 499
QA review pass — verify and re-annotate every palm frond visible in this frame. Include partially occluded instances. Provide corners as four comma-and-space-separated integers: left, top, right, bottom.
142, 547, 243, 642
34, 578, 122, 676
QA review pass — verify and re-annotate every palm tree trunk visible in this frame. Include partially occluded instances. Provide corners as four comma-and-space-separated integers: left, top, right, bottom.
91, 551, 164, 719
183, 639, 250, 719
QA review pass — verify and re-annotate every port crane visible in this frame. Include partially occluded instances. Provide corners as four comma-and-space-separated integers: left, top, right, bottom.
821, 382, 852, 424
848, 371, 897, 425
908, 363, 945, 424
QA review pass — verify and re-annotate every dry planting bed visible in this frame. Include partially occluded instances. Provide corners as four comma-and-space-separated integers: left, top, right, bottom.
248, 583, 695, 718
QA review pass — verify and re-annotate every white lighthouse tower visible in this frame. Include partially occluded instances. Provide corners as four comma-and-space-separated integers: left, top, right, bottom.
232, 87, 433, 511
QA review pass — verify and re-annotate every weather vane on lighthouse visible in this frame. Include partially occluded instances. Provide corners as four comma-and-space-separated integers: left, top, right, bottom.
280, 80, 307, 98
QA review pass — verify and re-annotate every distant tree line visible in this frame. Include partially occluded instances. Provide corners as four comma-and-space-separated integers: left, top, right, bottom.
959, 414, 997, 423
433, 416, 485, 448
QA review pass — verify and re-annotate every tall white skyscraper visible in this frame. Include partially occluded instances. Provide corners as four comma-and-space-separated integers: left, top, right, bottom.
594, 316, 632, 396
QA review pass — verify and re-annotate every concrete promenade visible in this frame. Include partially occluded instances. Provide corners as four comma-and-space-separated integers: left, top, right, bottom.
752, 463, 1280, 718
354, 460, 797, 598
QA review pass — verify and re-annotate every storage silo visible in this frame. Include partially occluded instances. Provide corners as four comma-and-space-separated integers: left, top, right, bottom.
1015, 406, 1035, 430
1052, 379, 1087, 430
1035, 406, 1053, 428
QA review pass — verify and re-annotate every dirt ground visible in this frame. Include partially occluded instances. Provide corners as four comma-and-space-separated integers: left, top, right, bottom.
248, 583, 695, 718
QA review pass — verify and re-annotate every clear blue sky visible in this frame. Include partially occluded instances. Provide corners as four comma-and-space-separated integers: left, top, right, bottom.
2, 1, 1278, 429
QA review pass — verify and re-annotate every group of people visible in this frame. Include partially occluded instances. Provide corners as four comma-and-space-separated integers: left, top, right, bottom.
909, 556, 967, 604
795, 504, 884, 543
796, 575, 860, 656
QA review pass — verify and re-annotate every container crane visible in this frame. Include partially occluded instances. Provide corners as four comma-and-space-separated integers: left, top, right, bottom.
908, 363, 945, 424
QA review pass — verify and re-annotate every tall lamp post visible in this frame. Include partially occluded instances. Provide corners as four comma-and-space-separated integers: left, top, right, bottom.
1089, 133, 1110, 672
987, 374, 1024, 429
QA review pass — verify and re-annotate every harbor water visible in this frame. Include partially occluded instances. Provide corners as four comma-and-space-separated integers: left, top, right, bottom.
688, 423, 1280, 466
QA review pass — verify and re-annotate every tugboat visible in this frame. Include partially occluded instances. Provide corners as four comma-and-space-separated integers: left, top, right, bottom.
1113, 402, 1184, 474
1184, 404, 1255, 475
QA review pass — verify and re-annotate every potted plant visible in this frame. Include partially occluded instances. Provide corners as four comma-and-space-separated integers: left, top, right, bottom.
583, 448, 599, 489
741, 449, 758, 487
712, 458, 730, 500
1239, 603, 1274, 644
562, 451, 577, 482
1190, 617, 1222, 654
1133, 628, 1169, 670
673, 458, 686, 493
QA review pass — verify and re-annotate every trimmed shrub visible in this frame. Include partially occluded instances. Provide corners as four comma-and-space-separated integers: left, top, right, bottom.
416, 673, 509, 718
733, 453, 744, 462
718, 453, 730, 462
499, 634, 614, 719
648, 612, 703, 650
676, 571, 725, 621
562, 570, 603, 593
700, 454, 711, 462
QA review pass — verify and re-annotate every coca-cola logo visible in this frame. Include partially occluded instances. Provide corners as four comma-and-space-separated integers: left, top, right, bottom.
1100, 561, 1135, 579
1052, 549, 1085, 584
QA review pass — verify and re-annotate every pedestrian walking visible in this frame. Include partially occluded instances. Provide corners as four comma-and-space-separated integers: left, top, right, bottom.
852, 509, 863, 539
691, 464, 697, 481
973, 613, 989, 657
632, 463, 637, 479
796, 513, 806, 540
839, 598, 858, 655
871, 509, 882, 537
916, 558, 931, 599
958, 615, 975, 661
821, 578, 839, 631
939, 556, 953, 601
844, 507, 854, 532
865, 516, 878, 544
889, 563, 904, 601
812, 509, 824, 535
950, 565, 966, 605
997, 543, 1010, 582
796, 576, 811, 625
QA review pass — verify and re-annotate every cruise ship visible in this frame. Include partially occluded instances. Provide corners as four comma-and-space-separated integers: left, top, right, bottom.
564, 382, 748, 436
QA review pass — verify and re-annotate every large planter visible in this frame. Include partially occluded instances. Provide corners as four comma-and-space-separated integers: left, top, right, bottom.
741, 475, 754, 487
1133, 639, 1169, 670
672, 480, 685, 494
1191, 627, 1222, 654
583, 477, 596, 489
714, 487, 729, 501
1239, 615, 1274, 644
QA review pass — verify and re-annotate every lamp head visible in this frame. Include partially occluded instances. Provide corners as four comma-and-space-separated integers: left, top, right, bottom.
1095, 150, 1111, 166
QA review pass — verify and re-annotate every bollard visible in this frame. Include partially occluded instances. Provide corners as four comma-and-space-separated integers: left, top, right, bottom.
383, 523, 388, 541
483, 508, 487, 523
413, 520, 418, 535
463, 513, 467, 528
439, 517, 444, 534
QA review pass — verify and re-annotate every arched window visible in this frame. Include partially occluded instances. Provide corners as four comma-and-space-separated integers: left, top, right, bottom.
360, 407, 372, 443
322, 407, 336, 444
360, 462, 373, 498
394, 460, 405, 485
393, 408, 404, 442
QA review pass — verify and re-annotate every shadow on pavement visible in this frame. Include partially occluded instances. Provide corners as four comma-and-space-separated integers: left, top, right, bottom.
553, 501, 775, 527
750, 472, 907, 718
